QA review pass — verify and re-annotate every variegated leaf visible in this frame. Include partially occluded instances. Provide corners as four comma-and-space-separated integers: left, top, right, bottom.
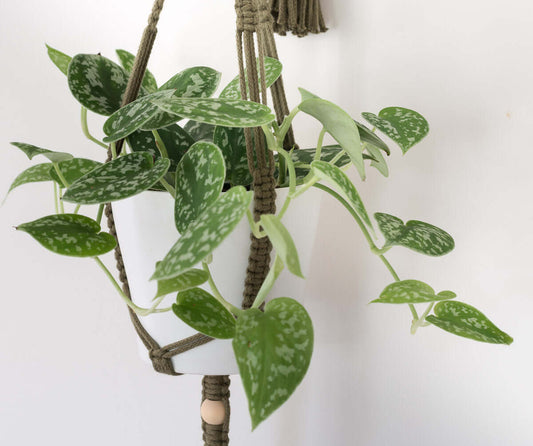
174, 142, 226, 233
375, 212, 455, 256
63, 152, 170, 205
152, 96, 276, 128
173, 287, 236, 339
152, 186, 253, 280
427, 301, 513, 345
260, 214, 303, 278
298, 97, 365, 180
213, 126, 252, 186
233, 297, 313, 430
220, 57, 283, 99
11, 142, 73, 163
372, 280, 456, 304
116, 49, 158, 93
311, 160, 373, 231
46, 44, 71, 75
365, 144, 389, 177
155, 268, 209, 299
362, 107, 429, 154
355, 120, 390, 155
49, 158, 102, 186
159, 66, 221, 98
7, 164, 54, 194
16, 214, 116, 257
184, 120, 216, 142
68, 53, 130, 116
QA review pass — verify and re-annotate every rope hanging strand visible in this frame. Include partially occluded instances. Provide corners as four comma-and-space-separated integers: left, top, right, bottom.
201, 376, 231, 445
270, 0, 327, 37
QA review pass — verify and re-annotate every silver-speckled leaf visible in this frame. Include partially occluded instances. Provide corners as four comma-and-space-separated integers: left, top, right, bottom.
10, 142, 73, 163
160, 66, 221, 97
299, 98, 365, 180
16, 214, 116, 257
46, 44, 71, 75
260, 214, 303, 278
362, 107, 429, 154
213, 126, 252, 186
220, 57, 282, 100
173, 287, 236, 339
152, 186, 253, 280
184, 120, 216, 142
355, 120, 390, 155
375, 212, 455, 256
63, 152, 170, 205
155, 268, 209, 299
7, 164, 54, 194
427, 301, 513, 345
372, 280, 456, 304
102, 90, 176, 143
152, 96, 276, 128
174, 141, 226, 233
233, 297, 313, 430
68, 53, 130, 116
116, 49, 158, 93
311, 161, 373, 231
49, 158, 102, 186
365, 144, 389, 177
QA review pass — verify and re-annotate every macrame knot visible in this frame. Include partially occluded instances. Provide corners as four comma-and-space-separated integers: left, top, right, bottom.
148, 348, 180, 375
255, 0, 274, 28
202, 376, 231, 445
235, 0, 257, 32
252, 167, 277, 216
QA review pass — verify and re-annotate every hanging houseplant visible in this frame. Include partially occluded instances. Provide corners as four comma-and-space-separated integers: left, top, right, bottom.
4, 0, 513, 442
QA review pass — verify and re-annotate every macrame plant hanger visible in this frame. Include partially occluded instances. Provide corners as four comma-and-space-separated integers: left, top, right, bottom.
103, 0, 326, 445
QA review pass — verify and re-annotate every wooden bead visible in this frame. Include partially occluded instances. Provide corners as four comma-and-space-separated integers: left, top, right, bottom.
201, 399, 226, 425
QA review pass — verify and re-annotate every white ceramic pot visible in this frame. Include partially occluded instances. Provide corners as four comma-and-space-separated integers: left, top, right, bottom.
111, 186, 322, 375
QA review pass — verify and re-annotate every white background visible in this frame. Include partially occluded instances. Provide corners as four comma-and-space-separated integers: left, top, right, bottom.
1, 1, 532, 445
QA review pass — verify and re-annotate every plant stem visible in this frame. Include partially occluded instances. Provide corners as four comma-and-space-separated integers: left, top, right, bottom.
96, 204, 104, 226
152, 130, 169, 159
159, 177, 176, 197
111, 142, 117, 160
276, 106, 300, 142
73, 204, 81, 214
329, 150, 346, 166
58, 188, 65, 214
81, 107, 108, 149
52, 163, 69, 189
411, 302, 435, 334
202, 262, 243, 316
314, 127, 327, 161
53, 182, 59, 214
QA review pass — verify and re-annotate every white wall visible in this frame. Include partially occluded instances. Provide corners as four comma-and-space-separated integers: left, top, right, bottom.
1, 1, 532, 445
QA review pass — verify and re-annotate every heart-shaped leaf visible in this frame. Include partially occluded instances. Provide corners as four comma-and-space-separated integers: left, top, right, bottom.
371, 280, 456, 304
355, 120, 390, 155
311, 160, 373, 231
175, 141, 226, 233
152, 186, 253, 280
68, 53, 130, 116
375, 212, 455, 256
16, 214, 116, 257
46, 44, 71, 75
152, 96, 276, 128
172, 287, 236, 339
233, 297, 313, 429
260, 214, 303, 278
160, 66, 221, 97
362, 107, 429, 154
426, 301, 513, 345
213, 126, 253, 186
155, 268, 209, 299
220, 57, 283, 100
11, 142, 73, 163
298, 97, 364, 180
184, 120, 216, 142
116, 49, 158, 93
49, 158, 102, 187
7, 164, 54, 194
63, 152, 170, 205
365, 144, 389, 177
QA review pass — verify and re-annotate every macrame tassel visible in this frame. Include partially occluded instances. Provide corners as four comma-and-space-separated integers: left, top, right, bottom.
271, 0, 327, 37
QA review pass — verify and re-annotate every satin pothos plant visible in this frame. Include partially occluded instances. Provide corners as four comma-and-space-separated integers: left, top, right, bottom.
5, 46, 513, 429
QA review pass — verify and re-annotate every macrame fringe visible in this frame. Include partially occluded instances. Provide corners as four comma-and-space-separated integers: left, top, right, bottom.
270, 0, 327, 37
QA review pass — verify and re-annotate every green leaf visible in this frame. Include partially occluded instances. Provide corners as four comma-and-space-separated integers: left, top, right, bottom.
116, 49, 158, 93
16, 214, 116, 257
7, 164, 54, 194
311, 160, 373, 231
260, 214, 303, 278
160, 66, 221, 98
184, 120, 216, 142
174, 141, 226, 233
172, 288, 235, 339
127, 124, 194, 168
362, 107, 429, 154
49, 158, 102, 186
10, 142, 73, 163
63, 152, 170, 205
298, 87, 320, 101
233, 297, 313, 430
375, 212, 455, 256
152, 186, 253, 280
46, 44, 71, 75
355, 120, 390, 155
152, 96, 276, 128
220, 57, 283, 99
426, 301, 513, 345
213, 126, 252, 186
298, 98, 365, 180
68, 53, 129, 116
155, 268, 209, 299
365, 144, 389, 177
372, 280, 456, 304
